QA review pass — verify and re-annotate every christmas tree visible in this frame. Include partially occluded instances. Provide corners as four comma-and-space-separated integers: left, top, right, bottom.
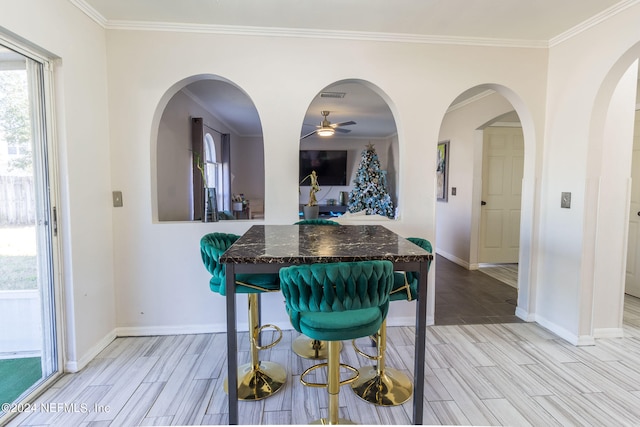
348, 143, 395, 218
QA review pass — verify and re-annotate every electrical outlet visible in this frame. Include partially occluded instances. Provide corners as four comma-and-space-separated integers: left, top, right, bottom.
561, 192, 571, 209
112, 191, 123, 207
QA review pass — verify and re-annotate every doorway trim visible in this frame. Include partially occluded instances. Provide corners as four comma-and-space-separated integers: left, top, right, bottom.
0, 30, 64, 426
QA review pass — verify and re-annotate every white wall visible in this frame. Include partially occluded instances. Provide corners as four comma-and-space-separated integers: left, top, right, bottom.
540, 5, 640, 343
231, 135, 265, 205
1, 0, 116, 370
105, 29, 547, 337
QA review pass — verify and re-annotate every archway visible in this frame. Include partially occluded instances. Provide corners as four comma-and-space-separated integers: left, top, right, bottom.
151, 75, 264, 222
298, 79, 399, 220
437, 84, 538, 324
586, 44, 640, 338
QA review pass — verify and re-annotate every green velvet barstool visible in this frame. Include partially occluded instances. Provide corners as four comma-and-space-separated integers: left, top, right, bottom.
280, 260, 394, 424
291, 218, 341, 360
200, 232, 287, 400
351, 237, 432, 406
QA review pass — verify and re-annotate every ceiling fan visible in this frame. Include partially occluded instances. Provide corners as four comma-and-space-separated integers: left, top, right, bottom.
300, 110, 356, 139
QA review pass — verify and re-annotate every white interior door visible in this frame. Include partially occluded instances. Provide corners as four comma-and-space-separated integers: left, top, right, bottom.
479, 126, 524, 264
625, 110, 640, 297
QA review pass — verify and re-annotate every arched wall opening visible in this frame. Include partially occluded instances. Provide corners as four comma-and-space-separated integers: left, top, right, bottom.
585, 43, 640, 339
437, 83, 539, 323
298, 79, 400, 220
151, 74, 265, 222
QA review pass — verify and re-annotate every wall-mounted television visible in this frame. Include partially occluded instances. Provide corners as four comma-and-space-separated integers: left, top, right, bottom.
299, 150, 348, 186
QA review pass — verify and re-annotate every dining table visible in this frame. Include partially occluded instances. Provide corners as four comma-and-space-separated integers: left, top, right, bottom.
219, 224, 433, 425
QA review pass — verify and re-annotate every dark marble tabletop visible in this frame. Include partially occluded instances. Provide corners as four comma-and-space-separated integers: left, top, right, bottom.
220, 224, 432, 265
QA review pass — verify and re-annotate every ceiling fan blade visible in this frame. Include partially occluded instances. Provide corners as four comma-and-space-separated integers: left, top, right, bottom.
300, 129, 318, 139
332, 120, 356, 128
335, 128, 351, 134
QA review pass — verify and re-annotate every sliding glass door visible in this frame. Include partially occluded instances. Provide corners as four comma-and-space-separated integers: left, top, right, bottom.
0, 41, 60, 418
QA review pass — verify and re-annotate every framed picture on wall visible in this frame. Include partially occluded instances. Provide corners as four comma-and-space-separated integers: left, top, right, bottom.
437, 140, 449, 202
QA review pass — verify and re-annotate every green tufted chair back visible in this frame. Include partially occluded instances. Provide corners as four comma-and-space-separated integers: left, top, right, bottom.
200, 232, 279, 295
279, 260, 394, 342
294, 219, 340, 226
390, 237, 432, 302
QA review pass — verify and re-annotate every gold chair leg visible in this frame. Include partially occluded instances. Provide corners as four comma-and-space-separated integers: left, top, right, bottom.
224, 294, 286, 400
351, 320, 413, 406
292, 335, 342, 359
311, 341, 355, 425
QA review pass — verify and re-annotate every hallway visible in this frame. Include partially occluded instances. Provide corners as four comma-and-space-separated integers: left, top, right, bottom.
435, 255, 523, 325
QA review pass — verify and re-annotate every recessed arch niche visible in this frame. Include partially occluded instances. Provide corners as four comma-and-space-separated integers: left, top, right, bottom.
299, 80, 399, 219
155, 75, 264, 221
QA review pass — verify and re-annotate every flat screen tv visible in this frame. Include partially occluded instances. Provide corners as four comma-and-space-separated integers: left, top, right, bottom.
299, 150, 348, 186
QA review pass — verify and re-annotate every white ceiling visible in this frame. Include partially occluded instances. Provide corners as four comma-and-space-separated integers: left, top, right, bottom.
80, 0, 624, 43
76, 0, 631, 139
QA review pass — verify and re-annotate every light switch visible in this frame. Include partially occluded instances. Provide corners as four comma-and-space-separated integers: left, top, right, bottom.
561, 192, 571, 209
112, 191, 123, 207
451, 187, 457, 196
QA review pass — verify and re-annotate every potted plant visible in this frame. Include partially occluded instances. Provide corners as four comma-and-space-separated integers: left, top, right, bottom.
300, 170, 320, 219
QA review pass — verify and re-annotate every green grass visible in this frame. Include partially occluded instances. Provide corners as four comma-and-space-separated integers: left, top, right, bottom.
0, 255, 37, 290
0, 357, 41, 405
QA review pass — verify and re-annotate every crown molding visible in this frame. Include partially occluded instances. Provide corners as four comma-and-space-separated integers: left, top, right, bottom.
549, 0, 640, 47
72, 0, 539, 48
103, 20, 548, 48
447, 90, 496, 113
68, 0, 108, 27
70, 0, 639, 49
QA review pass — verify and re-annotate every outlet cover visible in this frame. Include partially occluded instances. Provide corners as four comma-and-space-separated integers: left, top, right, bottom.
112, 191, 123, 207
561, 192, 571, 209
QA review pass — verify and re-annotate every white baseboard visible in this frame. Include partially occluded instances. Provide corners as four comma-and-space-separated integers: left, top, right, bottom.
115, 322, 252, 336
66, 329, 117, 373
436, 249, 470, 269
386, 316, 419, 327
515, 307, 535, 322
593, 327, 624, 339
534, 314, 594, 346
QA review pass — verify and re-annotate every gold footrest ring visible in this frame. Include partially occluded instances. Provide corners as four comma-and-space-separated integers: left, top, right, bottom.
352, 337, 382, 361
223, 361, 287, 400
300, 362, 359, 388
351, 366, 413, 406
254, 323, 283, 350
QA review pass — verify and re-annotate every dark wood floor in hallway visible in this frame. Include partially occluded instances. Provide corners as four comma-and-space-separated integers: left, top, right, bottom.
435, 255, 523, 325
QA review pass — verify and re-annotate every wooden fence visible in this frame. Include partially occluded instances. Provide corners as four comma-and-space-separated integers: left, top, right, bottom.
0, 176, 35, 225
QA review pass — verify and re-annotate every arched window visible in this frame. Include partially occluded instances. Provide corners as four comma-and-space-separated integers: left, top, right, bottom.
203, 132, 224, 212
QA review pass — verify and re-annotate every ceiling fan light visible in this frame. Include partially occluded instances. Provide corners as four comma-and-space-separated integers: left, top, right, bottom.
317, 128, 335, 137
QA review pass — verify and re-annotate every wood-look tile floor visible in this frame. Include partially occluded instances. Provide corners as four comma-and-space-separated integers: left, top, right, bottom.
8, 259, 640, 426
435, 255, 523, 325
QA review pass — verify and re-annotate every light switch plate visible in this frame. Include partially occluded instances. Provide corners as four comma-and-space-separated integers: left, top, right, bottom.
561, 192, 571, 209
451, 187, 457, 196
112, 191, 123, 207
